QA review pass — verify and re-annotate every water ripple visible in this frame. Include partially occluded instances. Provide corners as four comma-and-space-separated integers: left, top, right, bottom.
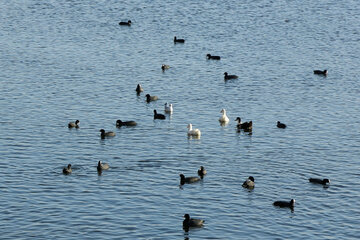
1, 0, 360, 239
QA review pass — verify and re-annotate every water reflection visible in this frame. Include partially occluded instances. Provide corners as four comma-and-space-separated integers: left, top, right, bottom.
236, 128, 253, 136
187, 135, 201, 140
219, 121, 228, 127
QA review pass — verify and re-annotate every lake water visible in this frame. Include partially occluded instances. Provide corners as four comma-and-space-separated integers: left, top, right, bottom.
1, 0, 360, 239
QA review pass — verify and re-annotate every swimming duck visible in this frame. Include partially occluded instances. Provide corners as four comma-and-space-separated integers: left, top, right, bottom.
273, 199, 295, 208
154, 110, 166, 120
242, 176, 255, 188
116, 120, 137, 127
119, 20, 131, 26
187, 123, 201, 137
206, 54, 221, 60
277, 121, 287, 129
136, 84, 144, 94
179, 174, 200, 185
309, 178, 330, 185
219, 109, 230, 123
183, 214, 204, 229
224, 72, 238, 80
146, 94, 158, 103
164, 103, 173, 113
313, 69, 327, 76
197, 166, 207, 178
161, 64, 170, 71
68, 120, 80, 128
235, 117, 253, 130
97, 161, 109, 171
174, 36, 185, 43
100, 129, 116, 138
63, 164, 72, 175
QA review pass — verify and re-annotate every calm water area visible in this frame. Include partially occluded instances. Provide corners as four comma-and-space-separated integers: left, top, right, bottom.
1, 0, 360, 239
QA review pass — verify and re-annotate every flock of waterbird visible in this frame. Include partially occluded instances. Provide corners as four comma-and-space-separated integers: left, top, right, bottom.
64, 19, 330, 231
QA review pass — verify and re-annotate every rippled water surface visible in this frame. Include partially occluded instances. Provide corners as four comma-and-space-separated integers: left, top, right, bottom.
1, 0, 360, 239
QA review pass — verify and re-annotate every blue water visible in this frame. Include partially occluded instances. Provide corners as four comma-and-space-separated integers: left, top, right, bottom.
1, 0, 360, 239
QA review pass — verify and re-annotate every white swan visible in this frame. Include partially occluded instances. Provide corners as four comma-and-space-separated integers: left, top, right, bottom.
164, 103, 173, 113
187, 123, 201, 137
219, 109, 229, 123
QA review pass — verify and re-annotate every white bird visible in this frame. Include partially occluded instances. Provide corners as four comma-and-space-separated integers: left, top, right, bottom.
187, 123, 201, 137
164, 103, 173, 113
219, 109, 229, 123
